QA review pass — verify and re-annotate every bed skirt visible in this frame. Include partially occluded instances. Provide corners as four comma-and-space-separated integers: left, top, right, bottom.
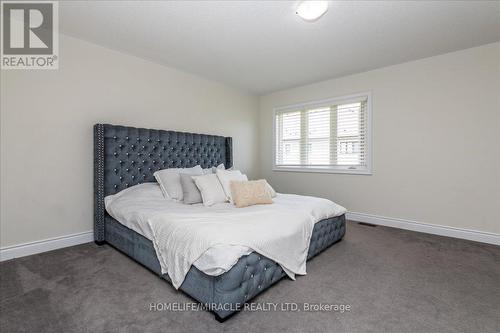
103, 213, 346, 320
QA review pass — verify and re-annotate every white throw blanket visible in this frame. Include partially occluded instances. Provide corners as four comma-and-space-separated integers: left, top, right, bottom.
148, 194, 346, 289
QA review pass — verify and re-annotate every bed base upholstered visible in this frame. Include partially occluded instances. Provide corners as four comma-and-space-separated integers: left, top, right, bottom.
94, 124, 346, 321
105, 214, 345, 320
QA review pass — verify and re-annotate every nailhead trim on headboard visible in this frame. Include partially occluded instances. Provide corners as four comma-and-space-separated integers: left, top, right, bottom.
93, 124, 233, 243
94, 124, 105, 242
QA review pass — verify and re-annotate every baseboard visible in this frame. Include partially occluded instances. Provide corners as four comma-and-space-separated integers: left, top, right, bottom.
0, 231, 94, 262
1, 212, 498, 261
346, 212, 500, 246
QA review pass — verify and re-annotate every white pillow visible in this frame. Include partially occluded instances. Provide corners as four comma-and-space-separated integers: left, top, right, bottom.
265, 180, 277, 198
203, 163, 225, 175
153, 165, 203, 201
216, 169, 248, 203
192, 174, 227, 206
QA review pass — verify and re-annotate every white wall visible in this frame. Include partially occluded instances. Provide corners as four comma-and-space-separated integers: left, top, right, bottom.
2, 36, 498, 251
259, 42, 500, 234
0, 34, 259, 247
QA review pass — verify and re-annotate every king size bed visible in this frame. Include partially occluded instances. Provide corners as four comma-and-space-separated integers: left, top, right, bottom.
94, 123, 346, 321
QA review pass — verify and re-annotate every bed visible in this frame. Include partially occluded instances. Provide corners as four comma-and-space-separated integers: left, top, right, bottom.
94, 123, 346, 321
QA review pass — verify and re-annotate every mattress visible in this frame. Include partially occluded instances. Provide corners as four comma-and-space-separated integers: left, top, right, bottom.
105, 183, 347, 278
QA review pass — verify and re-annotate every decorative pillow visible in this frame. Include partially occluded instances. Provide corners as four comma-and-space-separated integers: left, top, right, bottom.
192, 174, 227, 206
265, 180, 277, 198
180, 173, 203, 204
203, 163, 225, 175
230, 180, 273, 208
153, 165, 203, 201
216, 169, 248, 203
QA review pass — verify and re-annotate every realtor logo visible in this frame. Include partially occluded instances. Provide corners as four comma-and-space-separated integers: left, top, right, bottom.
1, 1, 58, 69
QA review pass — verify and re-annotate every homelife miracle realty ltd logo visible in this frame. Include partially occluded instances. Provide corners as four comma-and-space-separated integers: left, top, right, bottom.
1, 0, 58, 69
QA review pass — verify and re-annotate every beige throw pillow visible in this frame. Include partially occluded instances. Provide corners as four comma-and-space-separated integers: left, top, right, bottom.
230, 180, 273, 208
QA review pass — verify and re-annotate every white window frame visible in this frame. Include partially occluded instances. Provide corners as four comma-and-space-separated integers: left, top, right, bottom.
272, 92, 372, 175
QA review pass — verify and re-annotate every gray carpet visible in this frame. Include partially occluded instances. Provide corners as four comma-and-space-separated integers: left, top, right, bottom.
1, 221, 499, 333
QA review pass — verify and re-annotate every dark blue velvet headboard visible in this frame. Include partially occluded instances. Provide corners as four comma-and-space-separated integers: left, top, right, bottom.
93, 124, 233, 243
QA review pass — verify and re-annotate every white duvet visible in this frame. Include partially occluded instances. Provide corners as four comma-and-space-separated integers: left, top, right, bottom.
105, 183, 346, 289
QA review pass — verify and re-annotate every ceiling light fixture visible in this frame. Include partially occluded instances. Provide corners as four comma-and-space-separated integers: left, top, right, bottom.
296, 1, 329, 22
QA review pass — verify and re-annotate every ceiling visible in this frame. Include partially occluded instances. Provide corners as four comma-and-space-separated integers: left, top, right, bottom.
59, 1, 500, 94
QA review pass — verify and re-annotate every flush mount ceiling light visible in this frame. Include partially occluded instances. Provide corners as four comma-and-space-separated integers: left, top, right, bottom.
296, 1, 329, 22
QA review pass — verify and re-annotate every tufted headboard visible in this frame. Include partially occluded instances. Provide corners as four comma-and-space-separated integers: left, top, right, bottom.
94, 124, 233, 243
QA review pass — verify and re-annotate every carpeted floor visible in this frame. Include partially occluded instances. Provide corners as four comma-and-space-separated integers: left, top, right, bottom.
1, 221, 499, 333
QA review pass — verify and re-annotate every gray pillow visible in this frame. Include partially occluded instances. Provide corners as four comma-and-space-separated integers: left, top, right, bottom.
180, 173, 203, 204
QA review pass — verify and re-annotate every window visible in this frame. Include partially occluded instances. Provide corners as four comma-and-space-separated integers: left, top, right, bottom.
274, 93, 372, 174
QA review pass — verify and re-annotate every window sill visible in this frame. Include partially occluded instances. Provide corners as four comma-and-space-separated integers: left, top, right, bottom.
272, 166, 372, 175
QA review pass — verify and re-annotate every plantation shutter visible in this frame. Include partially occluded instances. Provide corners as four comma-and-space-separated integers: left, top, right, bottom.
275, 97, 368, 171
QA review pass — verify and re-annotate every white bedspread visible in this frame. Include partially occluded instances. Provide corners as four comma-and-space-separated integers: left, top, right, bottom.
105, 183, 346, 289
